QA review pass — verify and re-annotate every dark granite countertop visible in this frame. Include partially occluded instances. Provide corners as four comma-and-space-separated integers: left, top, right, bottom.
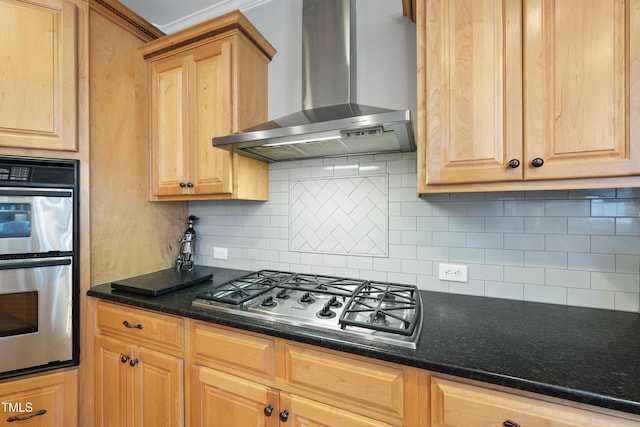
87, 266, 640, 417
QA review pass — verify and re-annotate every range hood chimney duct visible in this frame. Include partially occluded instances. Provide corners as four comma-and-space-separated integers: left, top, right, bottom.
213, 0, 415, 162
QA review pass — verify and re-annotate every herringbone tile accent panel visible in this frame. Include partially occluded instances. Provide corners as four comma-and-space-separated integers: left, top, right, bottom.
290, 175, 388, 256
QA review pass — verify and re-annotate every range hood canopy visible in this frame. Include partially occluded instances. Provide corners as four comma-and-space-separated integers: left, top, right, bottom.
213, 0, 415, 162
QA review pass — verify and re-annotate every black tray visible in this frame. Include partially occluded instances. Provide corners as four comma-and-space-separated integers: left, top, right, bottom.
111, 267, 213, 296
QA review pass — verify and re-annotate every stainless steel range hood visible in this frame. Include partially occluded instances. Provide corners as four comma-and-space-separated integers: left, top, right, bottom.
213, 0, 415, 162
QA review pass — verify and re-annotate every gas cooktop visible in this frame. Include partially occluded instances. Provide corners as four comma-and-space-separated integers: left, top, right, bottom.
192, 270, 422, 349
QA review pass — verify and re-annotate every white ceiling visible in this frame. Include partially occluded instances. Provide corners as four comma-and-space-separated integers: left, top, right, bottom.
119, 0, 272, 33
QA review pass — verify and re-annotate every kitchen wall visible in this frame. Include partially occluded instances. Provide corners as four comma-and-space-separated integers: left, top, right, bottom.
190, 153, 640, 313
189, 0, 639, 313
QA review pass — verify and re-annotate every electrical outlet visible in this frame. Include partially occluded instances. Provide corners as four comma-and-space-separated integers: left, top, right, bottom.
438, 263, 468, 282
213, 247, 228, 260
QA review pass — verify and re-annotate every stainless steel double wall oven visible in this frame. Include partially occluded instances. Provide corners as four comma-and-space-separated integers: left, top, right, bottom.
0, 156, 79, 379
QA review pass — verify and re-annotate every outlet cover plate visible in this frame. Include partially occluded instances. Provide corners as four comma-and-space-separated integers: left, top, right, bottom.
438, 263, 468, 282
213, 247, 228, 260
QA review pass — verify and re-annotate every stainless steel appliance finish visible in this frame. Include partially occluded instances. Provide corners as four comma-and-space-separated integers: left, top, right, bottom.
0, 257, 73, 373
193, 270, 422, 349
212, 0, 415, 162
0, 156, 79, 380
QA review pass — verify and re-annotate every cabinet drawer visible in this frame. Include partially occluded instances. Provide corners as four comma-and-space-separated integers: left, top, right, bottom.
96, 301, 184, 354
431, 377, 640, 426
284, 344, 404, 419
191, 322, 276, 379
0, 370, 77, 427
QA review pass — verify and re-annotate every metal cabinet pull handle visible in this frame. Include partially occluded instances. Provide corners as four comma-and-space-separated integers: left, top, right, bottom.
122, 320, 143, 329
186, 181, 194, 188
179, 182, 186, 188
6, 409, 46, 422
120, 355, 130, 363
129, 358, 139, 367
503, 421, 521, 427
279, 409, 289, 422
531, 157, 544, 167
507, 159, 520, 168
263, 405, 274, 416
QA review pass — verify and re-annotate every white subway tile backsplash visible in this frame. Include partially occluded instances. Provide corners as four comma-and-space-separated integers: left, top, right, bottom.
568, 188, 617, 199
525, 217, 567, 234
591, 272, 640, 293
449, 216, 485, 232
485, 216, 524, 233
567, 288, 615, 310
545, 200, 591, 217
546, 234, 590, 253
485, 281, 524, 300
567, 217, 615, 235
615, 255, 640, 274
504, 233, 545, 251
504, 200, 545, 217
449, 247, 485, 264
592, 199, 640, 217
615, 292, 640, 312
592, 236, 640, 255
505, 266, 545, 285
524, 284, 567, 305
568, 253, 615, 272
545, 269, 590, 289
467, 232, 503, 249
450, 279, 485, 296
417, 217, 449, 231
485, 249, 524, 266
433, 231, 466, 247
616, 218, 640, 235
192, 153, 640, 313
467, 201, 503, 216
525, 251, 567, 269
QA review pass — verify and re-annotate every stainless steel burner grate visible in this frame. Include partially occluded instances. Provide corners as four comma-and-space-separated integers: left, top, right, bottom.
193, 270, 423, 348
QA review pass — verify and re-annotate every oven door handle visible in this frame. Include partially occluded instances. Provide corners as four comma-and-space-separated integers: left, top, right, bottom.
0, 257, 71, 271
0, 188, 72, 197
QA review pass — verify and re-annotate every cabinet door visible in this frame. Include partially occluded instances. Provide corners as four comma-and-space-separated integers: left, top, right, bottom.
191, 365, 278, 427
0, 370, 77, 427
431, 377, 640, 426
150, 55, 190, 197
280, 393, 393, 427
94, 336, 133, 427
421, 0, 523, 185
0, 0, 78, 151
134, 347, 184, 427
524, 0, 640, 180
190, 42, 233, 196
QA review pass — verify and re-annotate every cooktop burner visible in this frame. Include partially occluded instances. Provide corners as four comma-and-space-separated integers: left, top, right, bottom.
193, 270, 422, 349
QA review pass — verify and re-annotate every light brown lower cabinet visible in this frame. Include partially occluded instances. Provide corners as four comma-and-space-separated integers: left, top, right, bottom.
91, 300, 640, 427
192, 365, 391, 427
94, 301, 185, 427
0, 369, 77, 427
431, 376, 640, 427
188, 320, 420, 426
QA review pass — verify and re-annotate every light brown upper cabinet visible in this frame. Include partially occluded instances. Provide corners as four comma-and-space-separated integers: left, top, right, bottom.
140, 11, 276, 201
0, 0, 80, 151
417, 0, 640, 193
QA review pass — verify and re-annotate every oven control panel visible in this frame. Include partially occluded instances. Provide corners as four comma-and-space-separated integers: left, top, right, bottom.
0, 165, 31, 181
0, 157, 76, 187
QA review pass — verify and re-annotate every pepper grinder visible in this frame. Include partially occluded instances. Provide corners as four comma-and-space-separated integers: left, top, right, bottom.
176, 215, 198, 271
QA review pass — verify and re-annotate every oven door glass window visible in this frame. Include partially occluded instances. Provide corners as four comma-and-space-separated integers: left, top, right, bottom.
0, 203, 31, 238
0, 291, 38, 337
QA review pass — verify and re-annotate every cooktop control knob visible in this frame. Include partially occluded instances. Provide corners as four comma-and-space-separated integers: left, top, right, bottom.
317, 302, 337, 319
328, 295, 342, 308
299, 292, 314, 304
261, 296, 276, 308
276, 289, 290, 300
